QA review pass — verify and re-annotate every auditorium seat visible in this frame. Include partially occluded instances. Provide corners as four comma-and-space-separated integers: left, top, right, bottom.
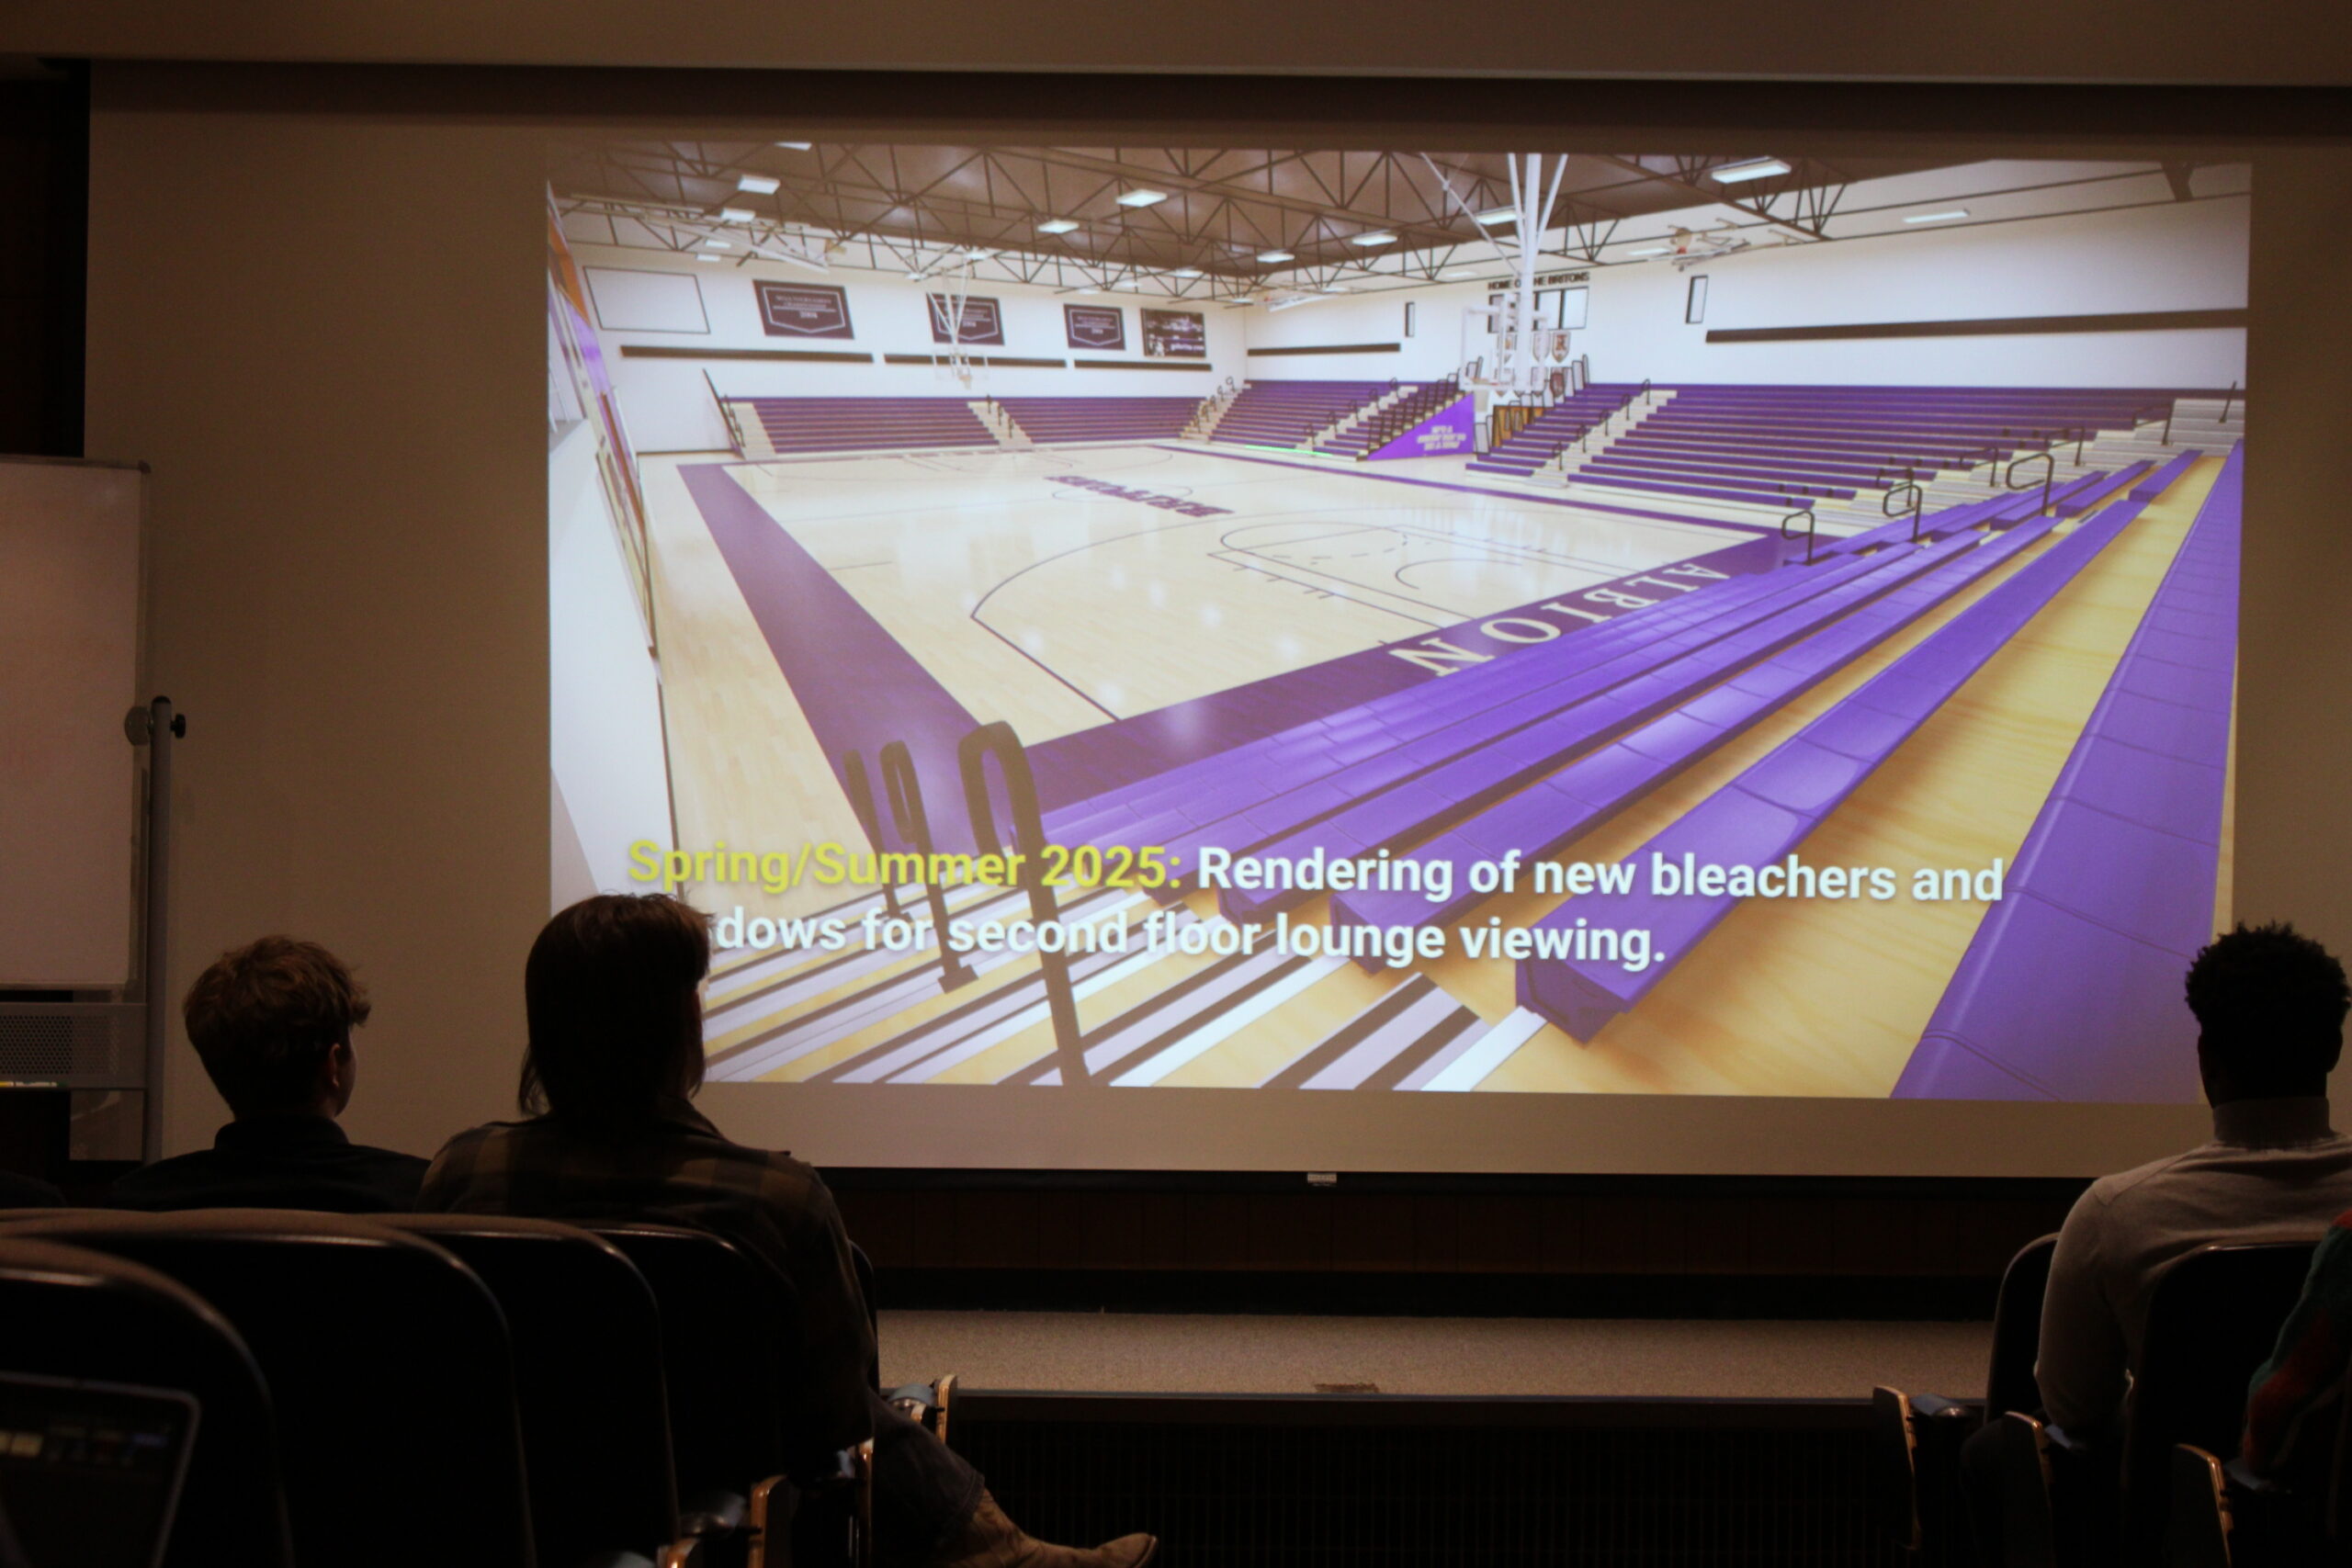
1997, 1237, 2316, 1567
593, 1223, 873, 1568
2167, 1388, 2352, 1568
0, 1235, 294, 1568
1871, 1235, 2056, 1560
380, 1215, 691, 1568
0, 1210, 534, 1568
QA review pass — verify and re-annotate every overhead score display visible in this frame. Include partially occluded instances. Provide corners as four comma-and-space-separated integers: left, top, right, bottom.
548, 133, 2252, 1111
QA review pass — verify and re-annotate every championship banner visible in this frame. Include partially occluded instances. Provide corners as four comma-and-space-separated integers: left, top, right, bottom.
928, 294, 1005, 345
1140, 309, 1206, 358
1365, 393, 1476, 460
754, 280, 854, 339
1064, 303, 1125, 351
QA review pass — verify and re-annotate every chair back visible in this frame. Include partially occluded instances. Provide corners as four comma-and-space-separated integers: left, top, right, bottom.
381, 1214, 680, 1567
2122, 1239, 2320, 1553
1986, 1233, 2059, 1422
0, 1237, 293, 1568
591, 1224, 800, 1503
0, 1210, 535, 1568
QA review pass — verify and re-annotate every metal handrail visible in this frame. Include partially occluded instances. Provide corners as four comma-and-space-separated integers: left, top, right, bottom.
2007, 450, 2056, 517
2130, 400, 2177, 446
879, 739, 973, 989
1781, 506, 1819, 565
705, 370, 746, 459
1883, 479, 1926, 543
838, 750, 904, 919
956, 721, 1088, 1085
2221, 380, 2240, 425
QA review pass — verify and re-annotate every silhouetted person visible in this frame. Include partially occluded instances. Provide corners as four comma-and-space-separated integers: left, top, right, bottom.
111, 936, 429, 1213
1962, 920, 2352, 1562
0, 1170, 63, 1209
421, 894, 1155, 1568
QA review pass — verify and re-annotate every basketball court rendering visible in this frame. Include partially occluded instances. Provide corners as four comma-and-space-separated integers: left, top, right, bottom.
546, 141, 2250, 1101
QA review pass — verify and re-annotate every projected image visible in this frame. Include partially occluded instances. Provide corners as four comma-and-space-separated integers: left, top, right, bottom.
546, 143, 2249, 1101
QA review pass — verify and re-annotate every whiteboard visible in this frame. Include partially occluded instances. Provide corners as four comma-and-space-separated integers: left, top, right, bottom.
0, 459, 144, 987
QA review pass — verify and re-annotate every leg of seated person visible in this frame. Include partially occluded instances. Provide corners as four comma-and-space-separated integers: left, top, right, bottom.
1959, 1417, 2005, 1568
865, 1393, 1154, 1568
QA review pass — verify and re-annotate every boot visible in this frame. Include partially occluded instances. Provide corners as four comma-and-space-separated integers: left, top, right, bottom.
928, 1490, 1157, 1568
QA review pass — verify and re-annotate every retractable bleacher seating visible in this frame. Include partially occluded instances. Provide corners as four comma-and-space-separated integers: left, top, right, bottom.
1463, 383, 1650, 478
994, 397, 1200, 444
1565, 385, 2184, 511
742, 397, 995, 456
1314, 379, 1464, 458
1208, 380, 1395, 450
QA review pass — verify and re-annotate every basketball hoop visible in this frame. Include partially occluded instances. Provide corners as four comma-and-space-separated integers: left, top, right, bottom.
934, 255, 981, 393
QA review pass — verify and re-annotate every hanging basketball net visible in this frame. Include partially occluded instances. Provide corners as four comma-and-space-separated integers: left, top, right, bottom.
933, 254, 980, 393
1424, 152, 1570, 403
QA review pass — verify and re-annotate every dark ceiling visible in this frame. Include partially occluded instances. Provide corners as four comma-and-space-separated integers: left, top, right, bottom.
549, 141, 1962, 282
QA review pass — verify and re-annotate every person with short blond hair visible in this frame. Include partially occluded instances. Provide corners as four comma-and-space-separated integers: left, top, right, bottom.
110, 935, 430, 1213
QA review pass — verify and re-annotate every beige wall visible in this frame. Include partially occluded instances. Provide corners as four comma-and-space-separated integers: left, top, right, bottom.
85, 108, 552, 1156
82, 67, 2351, 1171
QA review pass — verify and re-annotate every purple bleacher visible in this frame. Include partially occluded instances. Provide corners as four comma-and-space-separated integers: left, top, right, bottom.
1315, 379, 1464, 458
1464, 386, 1648, 478
1323, 510, 2094, 945
1046, 554, 1891, 857
745, 397, 994, 455
1892, 443, 2242, 1101
1041, 558, 1820, 848
1209, 380, 1396, 450
1810, 465, 2143, 562
1565, 385, 2186, 510
2130, 449, 2204, 501
994, 396, 1201, 444
1209, 535, 1995, 927
1505, 491, 2151, 1038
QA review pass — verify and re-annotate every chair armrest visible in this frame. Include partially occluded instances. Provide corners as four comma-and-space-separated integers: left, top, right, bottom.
1908, 1393, 1977, 1423
678, 1491, 749, 1538
2167, 1445, 2233, 1568
1999, 1411, 2062, 1568
2221, 1453, 2288, 1496
748, 1442, 874, 1568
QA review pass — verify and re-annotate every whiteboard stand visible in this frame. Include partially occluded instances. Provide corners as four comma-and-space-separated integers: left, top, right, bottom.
124, 696, 186, 1163
0, 455, 153, 1172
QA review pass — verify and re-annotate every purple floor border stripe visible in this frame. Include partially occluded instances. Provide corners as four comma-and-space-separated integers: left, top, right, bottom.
683, 463, 982, 852
1159, 444, 1780, 537
685, 453, 1775, 826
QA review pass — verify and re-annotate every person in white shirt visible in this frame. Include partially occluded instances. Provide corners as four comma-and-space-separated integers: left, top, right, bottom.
1962, 920, 2352, 1564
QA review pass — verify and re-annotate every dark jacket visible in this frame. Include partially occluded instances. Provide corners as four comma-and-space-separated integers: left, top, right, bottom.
0, 1169, 64, 1209
109, 1114, 431, 1213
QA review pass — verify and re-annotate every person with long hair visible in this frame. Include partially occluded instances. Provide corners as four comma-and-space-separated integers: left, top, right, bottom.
420, 894, 1154, 1568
